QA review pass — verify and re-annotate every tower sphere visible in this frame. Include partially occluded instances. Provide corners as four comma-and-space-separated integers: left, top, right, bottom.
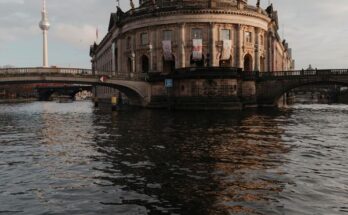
39, 18, 50, 31
39, 0, 50, 31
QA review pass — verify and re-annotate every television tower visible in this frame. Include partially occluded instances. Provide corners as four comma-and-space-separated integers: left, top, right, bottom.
39, 0, 50, 67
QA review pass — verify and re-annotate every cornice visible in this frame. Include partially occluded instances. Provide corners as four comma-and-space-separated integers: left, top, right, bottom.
120, 8, 271, 26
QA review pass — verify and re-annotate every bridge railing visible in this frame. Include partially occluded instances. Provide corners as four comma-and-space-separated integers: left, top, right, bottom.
0, 67, 93, 76
0, 67, 147, 81
93, 72, 147, 81
248, 69, 348, 80
2, 67, 348, 82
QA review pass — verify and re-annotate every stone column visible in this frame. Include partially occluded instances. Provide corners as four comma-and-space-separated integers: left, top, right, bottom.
149, 44, 153, 72
131, 52, 136, 74
237, 24, 244, 68
210, 22, 218, 67
266, 31, 270, 72
156, 28, 162, 72
117, 39, 122, 74
254, 28, 260, 71
268, 32, 274, 72
179, 23, 186, 68
111, 42, 116, 76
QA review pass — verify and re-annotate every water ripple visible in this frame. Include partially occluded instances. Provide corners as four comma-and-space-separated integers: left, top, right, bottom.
0, 102, 347, 214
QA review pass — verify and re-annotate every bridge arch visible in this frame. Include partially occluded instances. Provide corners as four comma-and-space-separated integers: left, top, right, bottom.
36, 86, 93, 101
258, 80, 348, 107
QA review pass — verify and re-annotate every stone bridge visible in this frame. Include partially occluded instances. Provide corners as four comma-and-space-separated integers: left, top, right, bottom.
1, 67, 348, 109
253, 69, 348, 106
0, 67, 151, 106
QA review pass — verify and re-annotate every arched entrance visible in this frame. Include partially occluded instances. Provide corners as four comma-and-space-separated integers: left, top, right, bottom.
141, 55, 149, 73
260, 56, 266, 72
163, 55, 175, 74
127, 57, 132, 74
244, 54, 253, 72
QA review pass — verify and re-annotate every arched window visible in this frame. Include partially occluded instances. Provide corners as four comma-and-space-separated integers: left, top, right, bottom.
141, 55, 149, 73
260, 56, 266, 72
244, 54, 253, 72
127, 57, 132, 73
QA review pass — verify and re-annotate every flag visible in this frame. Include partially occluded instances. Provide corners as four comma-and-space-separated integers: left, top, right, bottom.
96, 27, 99, 41
221, 40, 232, 60
162, 40, 173, 61
192, 39, 203, 61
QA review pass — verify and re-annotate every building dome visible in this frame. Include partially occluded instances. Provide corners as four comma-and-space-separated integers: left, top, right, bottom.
139, 0, 248, 9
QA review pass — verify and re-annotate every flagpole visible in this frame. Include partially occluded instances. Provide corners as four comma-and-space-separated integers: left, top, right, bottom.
96, 26, 99, 43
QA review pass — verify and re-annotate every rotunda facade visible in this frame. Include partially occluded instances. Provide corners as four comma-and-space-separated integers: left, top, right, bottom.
90, 0, 294, 76
90, 0, 295, 109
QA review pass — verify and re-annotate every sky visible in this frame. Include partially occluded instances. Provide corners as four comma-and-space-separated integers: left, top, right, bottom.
0, 0, 347, 69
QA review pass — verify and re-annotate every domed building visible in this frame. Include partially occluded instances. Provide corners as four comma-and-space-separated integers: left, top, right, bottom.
90, 0, 295, 109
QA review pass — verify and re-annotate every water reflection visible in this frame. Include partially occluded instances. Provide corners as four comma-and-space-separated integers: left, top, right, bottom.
89, 109, 291, 214
0, 102, 347, 214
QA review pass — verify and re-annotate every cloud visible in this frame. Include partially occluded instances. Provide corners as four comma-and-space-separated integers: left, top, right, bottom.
0, 0, 24, 4
0, 25, 37, 43
0, 0, 348, 68
52, 24, 96, 49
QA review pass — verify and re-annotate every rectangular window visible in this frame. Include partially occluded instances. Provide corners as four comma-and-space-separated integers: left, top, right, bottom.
163, 30, 173, 41
192, 28, 203, 39
141, 33, 149, 45
245, 31, 252, 43
220, 29, 230, 40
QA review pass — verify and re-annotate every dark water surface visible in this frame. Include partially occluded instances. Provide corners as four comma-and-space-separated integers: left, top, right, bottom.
0, 102, 347, 215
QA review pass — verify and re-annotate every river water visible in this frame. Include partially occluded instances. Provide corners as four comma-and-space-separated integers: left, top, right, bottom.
0, 101, 347, 215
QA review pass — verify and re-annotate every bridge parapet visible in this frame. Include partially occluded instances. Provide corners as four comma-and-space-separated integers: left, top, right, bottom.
0, 67, 93, 76
0, 67, 149, 82
245, 69, 348, 80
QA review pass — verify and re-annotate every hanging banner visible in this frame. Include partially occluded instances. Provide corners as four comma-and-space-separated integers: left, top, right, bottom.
192, 39, 203, 61
162, 40, 173, 61
221, 40, 232, 60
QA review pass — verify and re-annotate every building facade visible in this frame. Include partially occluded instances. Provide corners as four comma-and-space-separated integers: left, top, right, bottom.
90, 0, 295, 109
